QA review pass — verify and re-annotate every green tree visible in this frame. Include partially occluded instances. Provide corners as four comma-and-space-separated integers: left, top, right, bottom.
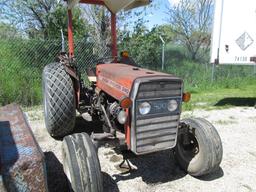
1, 0, 60, 38
119, 23, 175, 69
1, 0, 88, 39
47, 6, 88, 39
120, 25, 162, 69
167, 0, 213, 61
81, 3, 154, 57
82, 5, 111, 56
0, 23, 20, 39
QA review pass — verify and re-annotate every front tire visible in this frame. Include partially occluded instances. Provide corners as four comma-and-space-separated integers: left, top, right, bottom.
42, 63, 76, 138
174, 118, 223, 176
62, 133, 103, 192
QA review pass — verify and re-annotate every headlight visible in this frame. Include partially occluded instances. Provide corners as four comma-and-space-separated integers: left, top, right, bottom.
167, 99, 178, 112
138, 102, 151, 115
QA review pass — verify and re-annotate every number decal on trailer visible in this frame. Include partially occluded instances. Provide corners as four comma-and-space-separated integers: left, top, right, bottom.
235, 56, 248, 62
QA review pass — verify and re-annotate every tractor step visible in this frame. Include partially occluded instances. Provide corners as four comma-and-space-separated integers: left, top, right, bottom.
0, 104, 48, 192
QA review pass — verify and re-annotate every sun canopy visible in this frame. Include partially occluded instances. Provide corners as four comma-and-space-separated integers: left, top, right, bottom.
67, 0, 151, 13
104, 0, 150, 13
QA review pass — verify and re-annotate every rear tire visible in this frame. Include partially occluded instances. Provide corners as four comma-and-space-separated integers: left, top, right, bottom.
62, 133, 103, 192
42, 63, 76, 138
174, 118, 223, 176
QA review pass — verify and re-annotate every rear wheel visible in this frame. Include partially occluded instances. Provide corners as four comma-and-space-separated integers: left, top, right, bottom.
62, 133, 103, 192
42, 63, 76, 138
174, 118, 223, 176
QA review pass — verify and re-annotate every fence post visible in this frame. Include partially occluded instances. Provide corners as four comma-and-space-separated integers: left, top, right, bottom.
211, 63, 215, 83
61, 29, 65, 52
160, 35, 165, 70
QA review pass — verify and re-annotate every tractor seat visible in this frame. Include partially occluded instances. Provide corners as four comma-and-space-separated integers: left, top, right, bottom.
86, 67, 97, 82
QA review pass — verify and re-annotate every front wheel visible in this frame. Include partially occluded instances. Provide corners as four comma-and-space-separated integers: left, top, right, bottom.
174, 118, 223, 176
42, 63, 76, 138
62, 133, 103, 192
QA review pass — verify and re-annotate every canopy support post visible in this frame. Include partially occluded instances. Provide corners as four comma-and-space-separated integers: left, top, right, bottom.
111, 13, 118, 61
68, 9, 75, 58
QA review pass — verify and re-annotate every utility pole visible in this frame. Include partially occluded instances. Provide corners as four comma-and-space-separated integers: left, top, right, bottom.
159, 35, 165, 70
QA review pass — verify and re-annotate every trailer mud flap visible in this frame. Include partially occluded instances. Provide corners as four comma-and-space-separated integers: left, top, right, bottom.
0, 104, 48, 192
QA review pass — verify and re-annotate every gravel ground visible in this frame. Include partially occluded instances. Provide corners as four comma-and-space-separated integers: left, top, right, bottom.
26, 107, 256, 192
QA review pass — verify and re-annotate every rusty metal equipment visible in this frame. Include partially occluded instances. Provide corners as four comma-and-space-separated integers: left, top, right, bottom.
0, 104, 48, 192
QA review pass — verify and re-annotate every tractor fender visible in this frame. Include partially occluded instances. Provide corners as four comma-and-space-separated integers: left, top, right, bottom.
64, 65, 80, 108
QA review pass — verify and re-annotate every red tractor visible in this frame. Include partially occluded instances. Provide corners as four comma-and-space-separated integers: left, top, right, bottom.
42, 1, 223, 191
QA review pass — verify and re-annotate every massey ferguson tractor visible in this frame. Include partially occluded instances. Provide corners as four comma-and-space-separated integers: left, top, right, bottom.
42, 0, 223, 191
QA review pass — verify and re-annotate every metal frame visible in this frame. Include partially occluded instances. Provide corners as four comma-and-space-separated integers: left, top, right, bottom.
68, 10, 75, 58
67, 0, 118, 59
0, 104, 48, 192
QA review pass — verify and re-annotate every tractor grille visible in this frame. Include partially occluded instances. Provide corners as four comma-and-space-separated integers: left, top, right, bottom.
136, 115, 180, 153
137, 82, 182, 99
134, 80, 182, 154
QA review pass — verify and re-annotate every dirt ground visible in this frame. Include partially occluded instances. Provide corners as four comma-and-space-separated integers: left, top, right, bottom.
26, 107, 256, 192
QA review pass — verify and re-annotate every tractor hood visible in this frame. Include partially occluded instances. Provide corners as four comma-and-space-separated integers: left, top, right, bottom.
67, 0, 151, 13
96, 63, 181, 101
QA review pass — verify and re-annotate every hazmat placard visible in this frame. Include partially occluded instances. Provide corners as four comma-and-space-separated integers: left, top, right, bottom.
210, 0, 256, 65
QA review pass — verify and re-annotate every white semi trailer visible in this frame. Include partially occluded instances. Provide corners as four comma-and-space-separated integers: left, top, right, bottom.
211, 0, 256, 65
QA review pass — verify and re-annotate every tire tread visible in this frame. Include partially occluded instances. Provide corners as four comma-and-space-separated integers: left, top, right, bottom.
43, 63, 76, 137
175, 118, 223, 176
63, 133, 103, 192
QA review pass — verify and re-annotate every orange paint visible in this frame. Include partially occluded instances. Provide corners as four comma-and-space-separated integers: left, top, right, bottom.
68, 10, 74, 58
183, 92, 191, 102
96, 63, 171, 101
125, 109, 131, 148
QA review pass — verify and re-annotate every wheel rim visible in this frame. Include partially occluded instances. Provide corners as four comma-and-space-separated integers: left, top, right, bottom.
178, 132, 199, 161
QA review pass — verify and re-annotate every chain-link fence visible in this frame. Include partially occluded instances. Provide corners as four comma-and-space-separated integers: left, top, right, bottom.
0, 37, 255, 106
0, 38, 111, 106
0, 38, 111, 74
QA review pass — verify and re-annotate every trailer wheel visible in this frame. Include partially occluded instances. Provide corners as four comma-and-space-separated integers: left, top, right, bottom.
42, 63, 76, 138
62, 133, 103, 192
174, 118, 223, 176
